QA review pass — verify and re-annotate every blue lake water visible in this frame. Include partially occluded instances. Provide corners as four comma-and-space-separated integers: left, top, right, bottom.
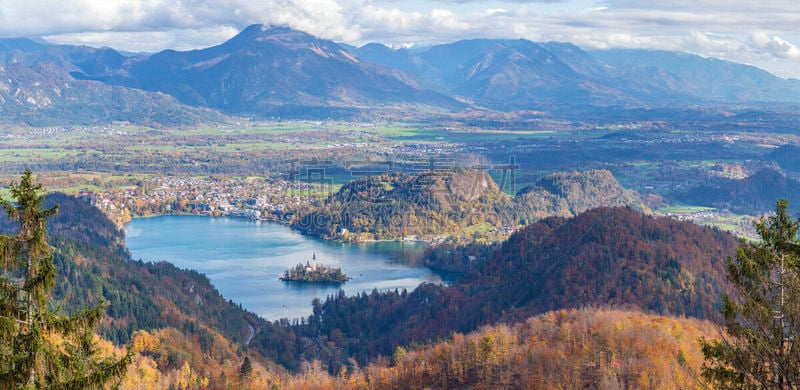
124, 215, 441, 320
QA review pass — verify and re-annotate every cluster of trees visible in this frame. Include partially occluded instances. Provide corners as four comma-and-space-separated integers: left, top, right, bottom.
121, 327, 283, 389
203, 307, 719, 389
423, 239, 501, 273
280, 262, 349, 283
357, 308, 715, 389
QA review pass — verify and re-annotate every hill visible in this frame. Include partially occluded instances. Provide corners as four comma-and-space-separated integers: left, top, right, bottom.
477, 207, 736, 319
276, 207, 738, 370
675, 168, 800, 215
0, 192, 293, 385
514, 169, 648, 221
769, 144, 800, 174
292, 168, 514, 240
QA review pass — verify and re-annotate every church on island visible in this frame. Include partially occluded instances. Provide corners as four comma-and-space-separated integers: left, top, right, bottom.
280, 253, 350, 283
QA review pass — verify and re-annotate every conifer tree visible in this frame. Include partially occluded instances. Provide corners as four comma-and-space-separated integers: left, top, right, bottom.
0, 170, 131, 389
702, 199, 800, 388
240, 356, 253, 378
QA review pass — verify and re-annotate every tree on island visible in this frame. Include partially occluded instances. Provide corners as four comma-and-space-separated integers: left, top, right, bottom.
0, 170, 131, 389
702, 199, 800, 388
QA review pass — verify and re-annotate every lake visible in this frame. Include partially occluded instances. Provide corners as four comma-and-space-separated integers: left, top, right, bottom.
124, 215, 442, 320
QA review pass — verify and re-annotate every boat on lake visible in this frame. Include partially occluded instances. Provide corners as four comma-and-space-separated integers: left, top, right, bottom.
280, 252, 350, 283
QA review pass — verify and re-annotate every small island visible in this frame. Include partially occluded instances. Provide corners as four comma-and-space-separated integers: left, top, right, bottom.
280, 253, 350, 283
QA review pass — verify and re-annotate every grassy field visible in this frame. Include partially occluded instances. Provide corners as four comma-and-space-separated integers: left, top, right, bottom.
463, 222, 495, 236
657, 204, 717, 213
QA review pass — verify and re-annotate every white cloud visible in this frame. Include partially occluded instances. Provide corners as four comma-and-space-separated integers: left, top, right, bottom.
358, 6, 424, 31
353, 5, 472, 45
686, 31, 751, 59
1, 0, 799, 77
428, 9, 469, 30
0, 0, 361, 45
750, 31, 800, 59
44, 27, 241, 52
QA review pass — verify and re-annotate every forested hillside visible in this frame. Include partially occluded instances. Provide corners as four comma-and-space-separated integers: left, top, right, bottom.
123, 307, 720, 388
19, 193, 259, 345
676, 168, 800, 215
477, 207, 736, 319
352, 308, 717, 389
513, 169, 648, 221
240, 307, 721, 389
0, 193, 278, 386
770, 144, 800, 174
269, 207, 738, 371
293, 168, 513, 240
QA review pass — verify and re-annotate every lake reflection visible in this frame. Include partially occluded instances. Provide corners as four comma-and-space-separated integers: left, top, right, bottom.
124, 216, 440, 320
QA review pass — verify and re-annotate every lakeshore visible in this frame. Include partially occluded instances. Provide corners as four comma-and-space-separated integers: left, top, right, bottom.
124, 215, 441, 320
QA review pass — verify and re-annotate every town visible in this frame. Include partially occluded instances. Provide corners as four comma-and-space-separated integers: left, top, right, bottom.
82, 174, 318, 228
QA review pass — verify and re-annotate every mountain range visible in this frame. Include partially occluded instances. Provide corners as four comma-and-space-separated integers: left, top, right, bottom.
2, 24, 800, 125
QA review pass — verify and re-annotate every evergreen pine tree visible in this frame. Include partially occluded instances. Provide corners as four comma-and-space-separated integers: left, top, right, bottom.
240, 356, 253, 378
0, 170, 131, 389
701, 199, 800, 388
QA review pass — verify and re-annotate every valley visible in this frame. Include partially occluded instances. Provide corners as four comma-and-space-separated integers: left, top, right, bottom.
1, 118, 791, 241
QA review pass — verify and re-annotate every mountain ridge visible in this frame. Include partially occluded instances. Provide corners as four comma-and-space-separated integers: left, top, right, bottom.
2, 24, 800, 124
73, 24, 463, 117
350, 40, 800, 110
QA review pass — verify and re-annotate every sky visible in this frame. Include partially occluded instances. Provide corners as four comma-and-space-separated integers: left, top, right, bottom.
1, 0, 799, 78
